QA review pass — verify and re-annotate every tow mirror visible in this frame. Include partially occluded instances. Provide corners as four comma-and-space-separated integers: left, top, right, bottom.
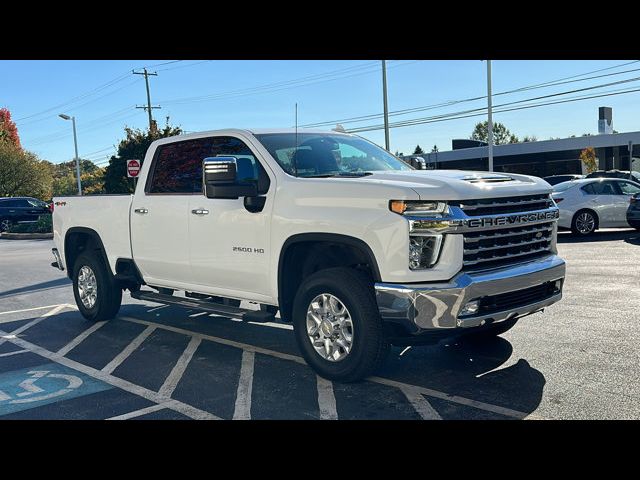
202, 156, 258, 199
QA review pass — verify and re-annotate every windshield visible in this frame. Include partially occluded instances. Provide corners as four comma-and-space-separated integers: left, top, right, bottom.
553, 181, 578, 192
254, 133, 412, 177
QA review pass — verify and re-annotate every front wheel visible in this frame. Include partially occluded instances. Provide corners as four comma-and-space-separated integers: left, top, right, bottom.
292, 267, 389, 383
73, 251, 122, 322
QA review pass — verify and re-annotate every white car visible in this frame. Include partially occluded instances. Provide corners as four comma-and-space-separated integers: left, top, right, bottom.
551, 178, 640, 235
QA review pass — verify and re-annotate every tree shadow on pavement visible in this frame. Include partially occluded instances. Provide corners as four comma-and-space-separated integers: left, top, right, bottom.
0, 277, 71, 300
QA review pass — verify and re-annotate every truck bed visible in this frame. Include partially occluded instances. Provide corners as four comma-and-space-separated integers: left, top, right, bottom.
53, 194, 133, 273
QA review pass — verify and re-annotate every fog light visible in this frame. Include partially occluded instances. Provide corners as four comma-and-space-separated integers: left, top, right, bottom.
554, 279, 562, 292
460, 300, 480, 316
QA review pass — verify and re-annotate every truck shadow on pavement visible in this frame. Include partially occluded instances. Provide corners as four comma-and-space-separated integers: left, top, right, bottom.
118, 303, 546, 418
557, 229, 640, 244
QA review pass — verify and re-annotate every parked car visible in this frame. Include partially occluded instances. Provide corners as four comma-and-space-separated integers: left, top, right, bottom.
585, 170, 640, 185
0, 197, 51, 232
551, 178, 640, 235
626, 193, 640, 230
543, 174, 584, 186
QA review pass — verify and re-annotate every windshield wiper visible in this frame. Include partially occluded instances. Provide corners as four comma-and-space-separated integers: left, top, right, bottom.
302, 172, 373, 178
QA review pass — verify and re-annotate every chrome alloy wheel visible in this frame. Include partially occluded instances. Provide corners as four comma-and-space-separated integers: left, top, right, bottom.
576, 212, 596, 234
77, 266, 98, 309
306, 293, 354, 362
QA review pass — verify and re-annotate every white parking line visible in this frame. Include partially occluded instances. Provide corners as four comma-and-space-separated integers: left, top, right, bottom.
0, 349, 28, 358
119, 315, 537, 420
101, 325, 155, 375
106, 404, 167, 420
0, 304, 66, 317
189, 312, 208, 318
233, 350, 255, 420
316, 376, 338, 420
0, 327, 220, 420
56, 321, 107, 357
158, 336, 201, 398
147, 305, 169, 313
0, 305, 68, 347
400, 386, 442, 420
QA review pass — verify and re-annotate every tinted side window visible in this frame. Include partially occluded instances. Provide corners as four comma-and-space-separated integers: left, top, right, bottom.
581, 184, 595, 195
583, 182, 616, 195
148, 136, 266, 194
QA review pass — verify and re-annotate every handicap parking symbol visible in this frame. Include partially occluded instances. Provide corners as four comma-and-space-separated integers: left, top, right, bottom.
0, 363, 112, 417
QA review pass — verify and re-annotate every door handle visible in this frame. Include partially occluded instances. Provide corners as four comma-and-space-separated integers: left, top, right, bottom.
134, 208, 149, 214
191, 209, 209, 215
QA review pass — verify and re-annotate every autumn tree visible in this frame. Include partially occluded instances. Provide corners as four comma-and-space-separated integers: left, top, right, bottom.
579, 147, 598, 174
48, 159, 105, 196
471, 121, 519, 145
0, 142, 52, 199
0, 108, 21, 149
104, 119, 183, 194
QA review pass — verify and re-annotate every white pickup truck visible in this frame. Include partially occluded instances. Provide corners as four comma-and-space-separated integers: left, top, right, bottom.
52, 129, 565, 382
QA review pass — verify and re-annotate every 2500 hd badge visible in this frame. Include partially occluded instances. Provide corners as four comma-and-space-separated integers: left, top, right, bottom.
233, 246, 265, 254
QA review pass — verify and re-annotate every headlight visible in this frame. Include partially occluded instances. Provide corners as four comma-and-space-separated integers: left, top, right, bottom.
409, 235, 443, 269
390, 200, 447, 216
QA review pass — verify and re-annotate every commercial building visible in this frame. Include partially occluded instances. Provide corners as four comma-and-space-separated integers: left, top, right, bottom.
401, 108, 639, 176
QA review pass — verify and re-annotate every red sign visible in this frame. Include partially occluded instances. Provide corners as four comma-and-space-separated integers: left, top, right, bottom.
127, 159, 141, 178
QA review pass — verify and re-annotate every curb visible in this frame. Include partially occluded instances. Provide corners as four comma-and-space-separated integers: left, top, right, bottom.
0, 232, 53, 240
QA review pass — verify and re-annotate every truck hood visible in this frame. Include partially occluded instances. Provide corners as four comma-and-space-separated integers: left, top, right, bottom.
359, 170, 552, 200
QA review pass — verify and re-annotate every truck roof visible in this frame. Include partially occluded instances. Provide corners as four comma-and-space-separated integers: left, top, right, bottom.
148, 128, 352, 147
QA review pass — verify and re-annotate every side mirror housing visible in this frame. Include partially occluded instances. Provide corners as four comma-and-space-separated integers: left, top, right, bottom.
203, 157, 258, 199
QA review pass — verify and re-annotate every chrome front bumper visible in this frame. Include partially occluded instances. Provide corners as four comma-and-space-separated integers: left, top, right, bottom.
375, 254, 565, 336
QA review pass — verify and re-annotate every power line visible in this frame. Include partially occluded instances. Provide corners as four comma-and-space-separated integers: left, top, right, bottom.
346, 85, 640, 133
301, 61, 640, 128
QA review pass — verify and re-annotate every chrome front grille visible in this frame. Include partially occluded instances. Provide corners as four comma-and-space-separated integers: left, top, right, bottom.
463, 221, 554, 269
451, 194, 553, 216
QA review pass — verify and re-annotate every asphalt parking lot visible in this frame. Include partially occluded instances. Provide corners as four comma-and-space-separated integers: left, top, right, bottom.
1, 231, 639, 420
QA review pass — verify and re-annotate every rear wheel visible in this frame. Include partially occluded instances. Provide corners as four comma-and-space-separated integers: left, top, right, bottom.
73, 251, 122, 321
0, 218, 12, 232
292, 267, 389, 382
571, 210, 598, 235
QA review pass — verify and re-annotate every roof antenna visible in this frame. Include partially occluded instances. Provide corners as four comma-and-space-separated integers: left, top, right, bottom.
293, 102, 299, 177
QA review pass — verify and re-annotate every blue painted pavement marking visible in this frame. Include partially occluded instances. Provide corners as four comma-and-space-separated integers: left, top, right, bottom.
0, 362, 112, 416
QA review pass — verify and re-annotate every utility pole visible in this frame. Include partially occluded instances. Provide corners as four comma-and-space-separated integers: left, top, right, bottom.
486, 60, 494, 172
382, 60, 390, 152
133, 68, 161, 132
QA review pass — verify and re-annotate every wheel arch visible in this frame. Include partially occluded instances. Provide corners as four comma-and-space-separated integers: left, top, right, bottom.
277, 233, 381, 323
64, 227, 112, 279
572, 208, 600, 232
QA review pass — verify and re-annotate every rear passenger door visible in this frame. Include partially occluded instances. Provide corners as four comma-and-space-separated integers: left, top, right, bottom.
131, 139, 204, 287
581, 181, 619, 227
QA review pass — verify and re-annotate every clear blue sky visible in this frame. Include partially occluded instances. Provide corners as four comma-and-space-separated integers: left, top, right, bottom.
2, 60, 639, 165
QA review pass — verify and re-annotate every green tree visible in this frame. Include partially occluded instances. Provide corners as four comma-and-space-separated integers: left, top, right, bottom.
49, 159, 104, 196
104, 120, 183, 194
470, 121, 519, 145
0, 142, 53, 199
580, 147, 598, 174
522, 135, 538, 142
413, 145, 424, 155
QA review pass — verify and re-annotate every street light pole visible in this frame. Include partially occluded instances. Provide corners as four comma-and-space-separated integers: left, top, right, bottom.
59, 114, 82, 195
486, 60, 494, 172
382, 60, 390, 152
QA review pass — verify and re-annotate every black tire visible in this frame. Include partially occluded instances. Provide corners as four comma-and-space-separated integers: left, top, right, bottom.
456, 317, 518, 342
0, 218, 12, 232
292, 267, 389, 383
571, 209, 598, 236
72, 251, 122, 322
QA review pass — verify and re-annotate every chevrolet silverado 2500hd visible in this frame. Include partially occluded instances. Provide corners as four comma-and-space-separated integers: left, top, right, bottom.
52, 129, 565, 382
